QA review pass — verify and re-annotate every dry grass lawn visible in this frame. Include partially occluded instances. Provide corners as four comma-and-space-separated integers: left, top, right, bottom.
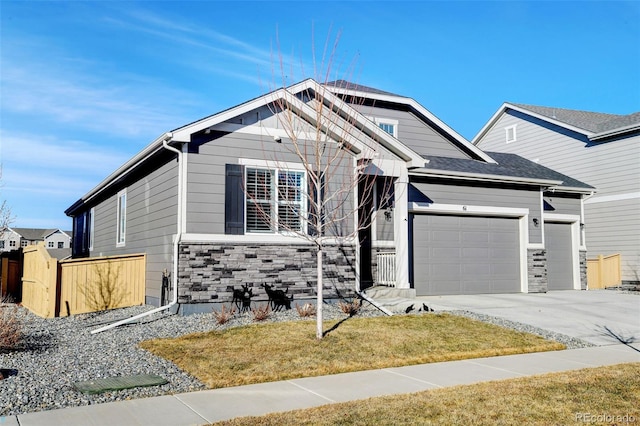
140, 313, 563, 389
213, 363, 640, 425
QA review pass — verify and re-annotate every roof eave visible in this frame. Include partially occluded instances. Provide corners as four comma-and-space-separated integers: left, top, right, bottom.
65, 134, 171, 216
410, 168, 563, 187
590, 124, 640, 141
473, 103, 594, 144
328, 85, 497, 164
546, 185, 596, 194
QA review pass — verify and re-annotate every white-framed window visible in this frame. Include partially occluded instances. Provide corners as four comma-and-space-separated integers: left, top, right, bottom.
89, 207, 95, 251
245, 166, 306, 234
48, 241, 54, 248
116, 189, 127, 246
368, 117, 399, 138
10, 240, 16, 247
505, 125, 517, 143
20, 240, 28, 247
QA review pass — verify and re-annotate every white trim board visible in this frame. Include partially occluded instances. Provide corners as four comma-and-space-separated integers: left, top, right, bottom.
409, 202, 529, 217
584, 192, 640, 205
180, 233, 357, 246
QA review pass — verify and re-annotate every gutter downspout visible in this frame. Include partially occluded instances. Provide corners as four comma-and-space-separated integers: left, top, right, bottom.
92, 132, 181, 334
356, 290, 394, 316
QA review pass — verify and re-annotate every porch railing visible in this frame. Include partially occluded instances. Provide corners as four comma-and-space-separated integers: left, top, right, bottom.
376, 251, 396, 287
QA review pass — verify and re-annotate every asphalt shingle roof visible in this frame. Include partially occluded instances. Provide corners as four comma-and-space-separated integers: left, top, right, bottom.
11, 228, 58, 240
420, 152, 594, 190
512, 103, 640, 134
324, 80, 404, 97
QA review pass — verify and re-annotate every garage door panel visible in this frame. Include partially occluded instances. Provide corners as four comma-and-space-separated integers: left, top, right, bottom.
429, 264, 461, 279
413, 214, 520, 296
430, 247, 462, 260
491, 248, 518, 260
463, 231, 490, 244
492, 280, 517, 293
463, 263, 492, 275
463, 247, 490, 258
491, 232, 518, 244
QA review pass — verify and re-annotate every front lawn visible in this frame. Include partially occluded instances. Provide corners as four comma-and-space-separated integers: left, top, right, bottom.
212, 362, 640, 425
139, 313, 564, 388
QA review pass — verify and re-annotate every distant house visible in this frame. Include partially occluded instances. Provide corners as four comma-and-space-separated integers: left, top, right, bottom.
473, 103, 640, 285
0, 228, 72, 259
0, 228, 21, 252
65, 80, 593, 314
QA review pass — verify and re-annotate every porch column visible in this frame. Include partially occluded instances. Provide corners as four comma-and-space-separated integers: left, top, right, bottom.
394, 167, 410, 288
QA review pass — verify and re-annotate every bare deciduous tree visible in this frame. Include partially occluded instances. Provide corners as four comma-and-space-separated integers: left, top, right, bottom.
247, 30, 395, 339
0, 168, 13, 239
79, 260, 128, 312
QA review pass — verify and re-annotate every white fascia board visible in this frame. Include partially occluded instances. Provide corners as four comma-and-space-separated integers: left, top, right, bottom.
478, 103, 594, 144
590, 123, 640, 141
410, 168, 563, 187
409, 202, 529, 217
171, 90, 287, 141
471, 103, 509, 145
78, 133, 170, 206
328, 84, 494, 164
546, 185, 596, 195
296, 80, 426, 168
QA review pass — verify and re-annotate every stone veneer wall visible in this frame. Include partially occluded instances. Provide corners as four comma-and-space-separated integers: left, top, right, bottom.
527, 249, 548, 293
579, 250, 587, 290
177, 242, 357, 305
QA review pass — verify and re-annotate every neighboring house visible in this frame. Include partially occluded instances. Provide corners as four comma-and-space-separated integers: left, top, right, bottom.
0, 228, 22, 252
0, 228, 72, 258
65, 79, 593, 313
473, 103, 640, 285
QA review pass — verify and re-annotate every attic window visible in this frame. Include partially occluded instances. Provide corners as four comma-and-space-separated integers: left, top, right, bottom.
505, 125, 517, 143
369, 117, 398, 138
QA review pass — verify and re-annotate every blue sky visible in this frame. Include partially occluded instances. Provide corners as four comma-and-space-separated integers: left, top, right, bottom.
1, 1, 639, 230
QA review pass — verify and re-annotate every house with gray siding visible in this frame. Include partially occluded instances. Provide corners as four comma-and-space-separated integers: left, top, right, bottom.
65, 80, 594, 313
1, 227, 71, 257
473, 103, 640, 286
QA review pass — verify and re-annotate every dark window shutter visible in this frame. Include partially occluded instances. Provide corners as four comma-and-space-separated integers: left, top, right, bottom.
225, 164, 245, 235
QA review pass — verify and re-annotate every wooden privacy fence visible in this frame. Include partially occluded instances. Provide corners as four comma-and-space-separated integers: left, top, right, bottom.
60, 253, 146, 316
587, 253, 621, 289
20, 243, 145, 318
21, 244, 60, 318
1, 254, 22, 301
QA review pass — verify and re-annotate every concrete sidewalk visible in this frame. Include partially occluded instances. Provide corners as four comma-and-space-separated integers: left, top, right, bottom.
3, 343, 639, 426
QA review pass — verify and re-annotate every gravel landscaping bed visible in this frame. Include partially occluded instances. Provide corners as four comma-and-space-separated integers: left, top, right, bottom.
1, 300, 590, 417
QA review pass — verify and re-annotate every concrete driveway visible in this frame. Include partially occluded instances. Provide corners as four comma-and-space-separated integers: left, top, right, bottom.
419, 290, 640, 346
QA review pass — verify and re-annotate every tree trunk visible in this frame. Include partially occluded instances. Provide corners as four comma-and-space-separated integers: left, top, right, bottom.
316, 245, 323, 339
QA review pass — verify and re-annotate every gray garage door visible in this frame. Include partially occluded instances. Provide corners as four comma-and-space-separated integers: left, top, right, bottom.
412, 215, 521, 296
545, 222, 574, 290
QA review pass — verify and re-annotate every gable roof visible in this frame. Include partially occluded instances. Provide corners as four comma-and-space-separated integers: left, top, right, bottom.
413, 152, 594, 193
473, 102, 640, 144
11, 228, 61, 241
66, 79, 428, 215
324, 80, 403, 97
325, 80, 498, 164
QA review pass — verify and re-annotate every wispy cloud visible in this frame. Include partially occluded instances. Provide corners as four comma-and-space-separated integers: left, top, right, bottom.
1, 60, 193, 138
1, 131, 128, 196
107, 6, 310, 83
